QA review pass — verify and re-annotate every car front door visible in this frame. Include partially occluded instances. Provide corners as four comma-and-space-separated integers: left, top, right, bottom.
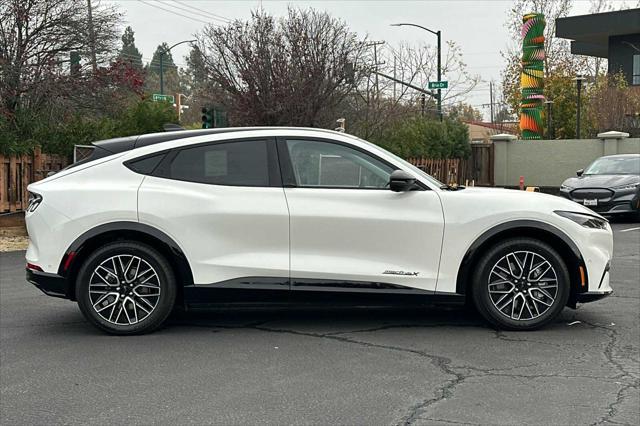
279, 138, 444, 293
137, 138, 290, 287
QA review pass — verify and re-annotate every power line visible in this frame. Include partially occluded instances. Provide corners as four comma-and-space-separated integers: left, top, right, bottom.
137, 0, 210, 24
172, 0, 231, 23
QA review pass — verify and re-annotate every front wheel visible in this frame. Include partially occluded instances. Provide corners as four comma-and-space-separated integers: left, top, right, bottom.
76, 241, 176, 335
472, 238, 570, 331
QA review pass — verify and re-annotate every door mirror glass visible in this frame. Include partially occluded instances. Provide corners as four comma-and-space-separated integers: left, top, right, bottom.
576, 169, 584, 177
389, 170, 417, 192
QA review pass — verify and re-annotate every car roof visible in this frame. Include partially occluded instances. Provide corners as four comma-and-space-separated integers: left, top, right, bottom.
600, 154, 640, 158
93, 127, 345, 154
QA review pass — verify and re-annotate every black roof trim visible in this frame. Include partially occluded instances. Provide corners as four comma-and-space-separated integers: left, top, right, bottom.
91, 127, 343, 155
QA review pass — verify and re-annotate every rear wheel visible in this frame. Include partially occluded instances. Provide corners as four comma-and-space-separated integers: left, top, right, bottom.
472, 238, 570, 331
76, 241, 176, 335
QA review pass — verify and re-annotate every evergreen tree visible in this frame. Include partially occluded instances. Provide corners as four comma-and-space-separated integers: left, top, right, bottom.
117, 26, 143, 70
149, 43, 177, 75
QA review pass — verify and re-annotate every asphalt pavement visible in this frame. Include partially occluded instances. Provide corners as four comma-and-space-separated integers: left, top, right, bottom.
1, 223, 639, 425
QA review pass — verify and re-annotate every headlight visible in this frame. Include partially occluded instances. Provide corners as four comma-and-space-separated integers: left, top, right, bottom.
611, 183, 639, 191
560, 184, 573, 191
27, 192, 42, 213
555, 210, 608, 229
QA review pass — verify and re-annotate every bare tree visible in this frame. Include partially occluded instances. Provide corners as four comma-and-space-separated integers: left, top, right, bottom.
0, 0, 121, 121
345, 40, 480, 139
195, 8, 368, 127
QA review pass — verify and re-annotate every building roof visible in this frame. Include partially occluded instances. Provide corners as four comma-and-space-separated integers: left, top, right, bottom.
556, 8, 640, 58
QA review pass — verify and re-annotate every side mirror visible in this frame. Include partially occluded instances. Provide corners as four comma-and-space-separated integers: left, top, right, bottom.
576, 169, 584, 177
389, 170, 417, 192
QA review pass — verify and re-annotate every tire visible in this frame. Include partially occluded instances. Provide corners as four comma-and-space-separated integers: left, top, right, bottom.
76, 241, 176, 335
471, 238, 570, 331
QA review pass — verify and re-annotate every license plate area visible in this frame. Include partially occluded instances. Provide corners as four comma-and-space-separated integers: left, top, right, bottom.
583, 199, 598, 206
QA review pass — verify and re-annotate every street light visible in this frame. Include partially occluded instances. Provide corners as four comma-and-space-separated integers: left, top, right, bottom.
573, 75, 587, 139
391, 22, 442, 121
159, 39, 196, 95
543, 100, 554, 139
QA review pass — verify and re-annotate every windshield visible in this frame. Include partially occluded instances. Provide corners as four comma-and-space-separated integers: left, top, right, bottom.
584, 156, 640, 175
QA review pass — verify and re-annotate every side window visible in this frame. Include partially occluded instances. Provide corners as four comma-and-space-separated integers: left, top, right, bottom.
167, 140, 270, 186
286, 139, 394, 189
126, 152, 167, 175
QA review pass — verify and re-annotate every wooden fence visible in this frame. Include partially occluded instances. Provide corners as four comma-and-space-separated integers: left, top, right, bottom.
0, 147, 69, 213
408, 143, 494, 186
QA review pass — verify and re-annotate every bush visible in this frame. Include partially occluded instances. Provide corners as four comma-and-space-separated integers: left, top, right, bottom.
370, 117, 470, 159
0, 99, 177, 156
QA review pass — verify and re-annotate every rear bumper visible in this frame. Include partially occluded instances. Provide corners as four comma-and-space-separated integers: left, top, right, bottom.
26, 268, 70, 299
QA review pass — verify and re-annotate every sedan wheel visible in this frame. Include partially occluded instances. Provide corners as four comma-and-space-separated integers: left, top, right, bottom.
473, 238, 570, 330
76, 241, 176, 335
89, 255, 161, 326
488, 250, 559, 321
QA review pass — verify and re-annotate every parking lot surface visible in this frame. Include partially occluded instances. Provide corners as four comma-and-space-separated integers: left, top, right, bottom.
1, 223, 638, 425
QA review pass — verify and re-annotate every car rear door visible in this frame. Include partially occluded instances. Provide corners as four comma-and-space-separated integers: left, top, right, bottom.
278, 137, 444, 293
137, 137, 290, 287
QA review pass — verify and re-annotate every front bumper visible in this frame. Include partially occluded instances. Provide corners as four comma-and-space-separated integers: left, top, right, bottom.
26, 268, 70, 299
576, 290, 612, 303
560, 188, 640, 215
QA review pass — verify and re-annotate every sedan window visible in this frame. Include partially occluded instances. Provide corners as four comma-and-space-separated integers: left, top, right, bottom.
286, 139, 394, 189
168, 139, 270, 186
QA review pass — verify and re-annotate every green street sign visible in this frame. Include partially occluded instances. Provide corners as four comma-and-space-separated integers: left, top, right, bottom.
152, 94, 175, 103
428, 81, 448, 89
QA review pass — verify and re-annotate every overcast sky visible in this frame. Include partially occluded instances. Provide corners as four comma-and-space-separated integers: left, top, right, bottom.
108, 0, 629, 119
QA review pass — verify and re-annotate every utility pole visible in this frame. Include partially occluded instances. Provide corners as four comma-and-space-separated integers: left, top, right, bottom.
489, 81, 494, 124
393, 56, 397, 101
158, 39, 196, 96
436, 29, 442, 122
367, 41, 385, 105
391, 23, 442, 121
573, 75, 586, 139
87, 0, 98, 73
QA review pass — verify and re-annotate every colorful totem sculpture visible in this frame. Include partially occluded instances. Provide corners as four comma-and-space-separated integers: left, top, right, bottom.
520, 13, 545, 140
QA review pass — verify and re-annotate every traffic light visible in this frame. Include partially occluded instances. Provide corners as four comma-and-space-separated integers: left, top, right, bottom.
70, 51, 80, 76
201, 107, 213, 128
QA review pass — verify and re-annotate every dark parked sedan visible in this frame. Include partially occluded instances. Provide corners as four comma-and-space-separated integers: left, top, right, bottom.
560, 154, 640, 219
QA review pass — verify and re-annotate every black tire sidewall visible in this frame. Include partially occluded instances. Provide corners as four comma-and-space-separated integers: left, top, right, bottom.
472, 238, 570, 331
76, 241, 176, 335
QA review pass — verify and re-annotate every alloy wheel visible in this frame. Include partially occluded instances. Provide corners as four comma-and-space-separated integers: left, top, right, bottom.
487, 250, 559, 321
88, 255, 161, 325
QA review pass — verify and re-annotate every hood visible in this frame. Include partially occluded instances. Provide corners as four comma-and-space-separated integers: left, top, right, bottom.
447, 186, 603, 218
562, 174, 640, 189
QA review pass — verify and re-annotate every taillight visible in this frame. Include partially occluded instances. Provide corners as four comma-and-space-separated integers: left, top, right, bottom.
27, 192, 42, 212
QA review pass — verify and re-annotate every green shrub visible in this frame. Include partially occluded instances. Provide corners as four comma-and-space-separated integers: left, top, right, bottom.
370, 117, 470, 159
0, 99, 177, 156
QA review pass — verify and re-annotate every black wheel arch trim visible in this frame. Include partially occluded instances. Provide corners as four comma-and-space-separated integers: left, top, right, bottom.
455, 219, 586, 295
59, 221, 194, 287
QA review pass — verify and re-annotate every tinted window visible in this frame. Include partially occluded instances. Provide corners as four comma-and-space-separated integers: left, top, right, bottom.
126, 152, 166, 175
168, 140, 269, 186
286, 139, 394, 188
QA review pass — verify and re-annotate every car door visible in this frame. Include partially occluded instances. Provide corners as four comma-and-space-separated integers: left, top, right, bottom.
137, 137, 290, 287
279, 137, 444, 293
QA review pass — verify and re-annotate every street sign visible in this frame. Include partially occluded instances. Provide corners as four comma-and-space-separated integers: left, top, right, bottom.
428, 81, 448, 89
152, 94, 175, 103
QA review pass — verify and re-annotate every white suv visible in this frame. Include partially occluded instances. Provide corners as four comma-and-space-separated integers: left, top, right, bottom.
25, 127, 614, 334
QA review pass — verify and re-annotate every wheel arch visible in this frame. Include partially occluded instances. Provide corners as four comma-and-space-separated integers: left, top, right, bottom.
455, 220, 586, 305
59, 222, 194, 301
